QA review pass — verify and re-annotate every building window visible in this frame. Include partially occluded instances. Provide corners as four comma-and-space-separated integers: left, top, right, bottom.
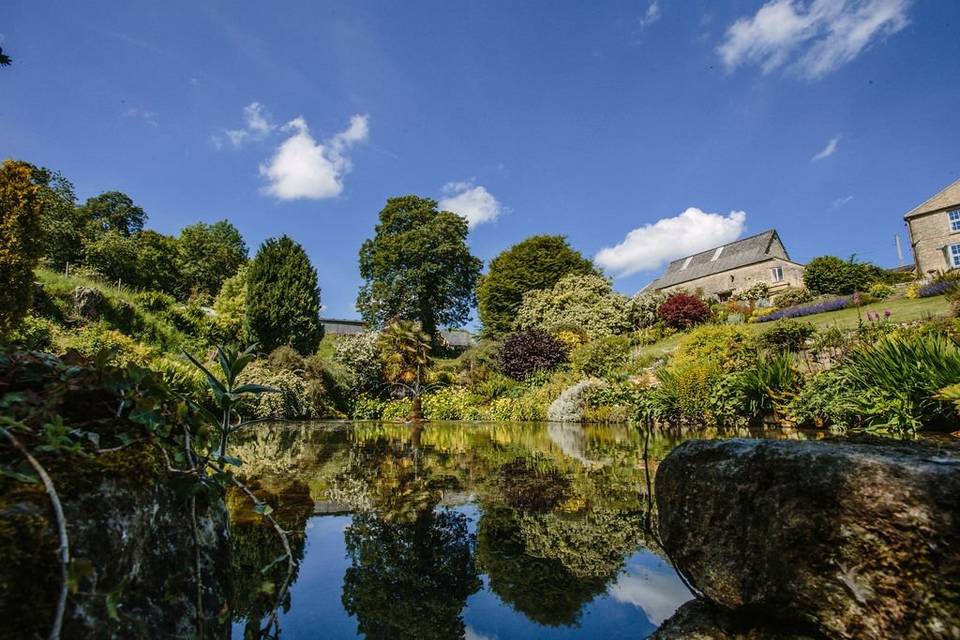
771, 266, 784, 282
950, 210, 960, 232
950, 244, 960, 268
681, 256, 693, 270
710, 246, 724, 261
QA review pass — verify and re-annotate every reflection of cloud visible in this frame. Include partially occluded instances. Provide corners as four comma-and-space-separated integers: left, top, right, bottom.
609, 566, 692, 624
465, 627, 496, 640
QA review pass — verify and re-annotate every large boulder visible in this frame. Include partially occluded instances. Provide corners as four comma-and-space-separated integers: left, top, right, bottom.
72, 286, 104, 321
655, 438, 960, 640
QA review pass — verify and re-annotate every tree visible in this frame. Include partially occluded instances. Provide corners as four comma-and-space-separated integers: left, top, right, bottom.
477, 235, 596, 336
515, 274, 631, 339
0, 160, 45, 335
657, 293, 711, 329
246, 235, 323, 354
357, 196, 482, 350
80, 191, 147, 237
133, 230, 182, 293
803, 255, 883, 296
82, 230, 138, 284
210, 264, 250, 345
27, 164, 87, 270
177, 220, 248, 299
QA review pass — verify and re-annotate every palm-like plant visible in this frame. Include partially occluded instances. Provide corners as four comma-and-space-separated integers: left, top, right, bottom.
378, 321, 432, 421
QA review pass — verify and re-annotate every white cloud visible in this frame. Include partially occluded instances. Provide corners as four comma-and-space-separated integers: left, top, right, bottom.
258, 114, 369, 200
718, 0, 910, 79
215, 102, 276, 149
833, 194, 854, 208
464, 628, 496, 640
123, 107, 158, 127
812, 134, 841, 161
438, 181, 504, 228
609, 567, 692, 625
595, 207, 747, 277
639, 1, 661, 27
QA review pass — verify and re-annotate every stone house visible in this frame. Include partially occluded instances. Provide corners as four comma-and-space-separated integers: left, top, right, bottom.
903, 177, 960, 277
646, 229, 804, 300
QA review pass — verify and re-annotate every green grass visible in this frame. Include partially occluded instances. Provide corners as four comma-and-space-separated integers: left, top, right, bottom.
635, 295, 952, 361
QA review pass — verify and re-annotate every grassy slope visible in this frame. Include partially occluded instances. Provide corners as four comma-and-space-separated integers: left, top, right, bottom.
636, 295, 952, 361
36, 268, 197, 353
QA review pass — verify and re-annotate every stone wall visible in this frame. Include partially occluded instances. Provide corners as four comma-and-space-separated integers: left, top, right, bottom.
906, 208, 960, 277
659, 258, 804, 299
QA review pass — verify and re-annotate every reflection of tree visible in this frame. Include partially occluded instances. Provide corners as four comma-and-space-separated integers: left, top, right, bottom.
519, 509, 646, 579
228, 479, 313, 638
341, 509, 481, 640
476, 507, 609, 627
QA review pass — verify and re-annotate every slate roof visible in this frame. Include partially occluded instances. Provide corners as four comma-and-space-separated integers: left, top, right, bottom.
904, 177, 960, 219
648, 229, 793, 290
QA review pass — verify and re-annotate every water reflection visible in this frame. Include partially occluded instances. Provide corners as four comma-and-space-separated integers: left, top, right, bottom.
227, 421, 812, 639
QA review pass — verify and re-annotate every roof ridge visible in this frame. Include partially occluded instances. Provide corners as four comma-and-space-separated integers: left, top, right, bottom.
905, 176, 960, 218
665, 228, 777, 266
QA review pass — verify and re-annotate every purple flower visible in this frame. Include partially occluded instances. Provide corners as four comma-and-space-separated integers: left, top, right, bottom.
852, 292, 861, 305
884, 309, 891, 318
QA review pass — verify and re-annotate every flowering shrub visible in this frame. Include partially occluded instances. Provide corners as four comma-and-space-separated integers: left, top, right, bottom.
497, 329, 567, 380
629, 291, 667, 329
737, 282, 770, 302
756, 295, 852, 322
919, 280, 958, 298
657, 293, 711, 329
867, 282, 895, 299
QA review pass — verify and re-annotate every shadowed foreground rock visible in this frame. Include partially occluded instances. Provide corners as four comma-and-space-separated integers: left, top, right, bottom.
654, 438, 960, 640
651, 600, 817, 640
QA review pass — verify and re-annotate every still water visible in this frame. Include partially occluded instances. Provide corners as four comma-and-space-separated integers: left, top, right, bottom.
227, 421, 816, 639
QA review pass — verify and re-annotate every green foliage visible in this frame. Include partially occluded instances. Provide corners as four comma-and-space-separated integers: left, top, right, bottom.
81, 230, 138, 286
515, 274, 631, 339
628, 291, 667, 329
788, 368, 856, 429
758, 320, 816, 353
657, 293, 711, 330
838, 333, 960, 433
772, 287, 813, 308
672, 324, 757, 369
569, 335, 631, 379
378, 320, 432, 387
79, 191, 146, 237
803, 255, 884, 295
650, 361, 722, 423
357, 196, 482, 344
27, 164, 86, 270
477, 235, 596, 336
177, 220, 247, 298
0, 160, 45, 336
737, 352, 800, 418
237, 362, 313, 420
352, 394, 386, 420
210, 264, 250, 345
5, 314, 55, 351
246, 235, 323, 354
497, 330, 567, 380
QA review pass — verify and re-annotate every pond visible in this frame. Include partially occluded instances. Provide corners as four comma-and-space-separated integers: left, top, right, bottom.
226, 421, 820, 639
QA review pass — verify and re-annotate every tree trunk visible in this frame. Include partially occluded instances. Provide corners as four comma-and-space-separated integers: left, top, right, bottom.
409, 395, 424, 422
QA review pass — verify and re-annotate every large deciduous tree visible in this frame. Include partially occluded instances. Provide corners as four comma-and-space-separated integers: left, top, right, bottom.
357, 196, 482, 349
80, 191, 147, 237
0, 160, 45, 335
477, 235, 596, 336
246, 235, 323, 354
27, 164, 87, 270
177, 220, 248, 299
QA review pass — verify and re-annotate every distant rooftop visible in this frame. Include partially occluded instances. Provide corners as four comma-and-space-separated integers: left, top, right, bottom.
648, 229, 795, 290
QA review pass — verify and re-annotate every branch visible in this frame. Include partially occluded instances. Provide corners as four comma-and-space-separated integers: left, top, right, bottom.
1, 427, 70, 640
229, 475, 296, 636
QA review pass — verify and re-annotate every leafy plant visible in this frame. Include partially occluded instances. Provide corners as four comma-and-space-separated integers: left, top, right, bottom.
657, 293, 710, 330
515, 274, 631, 339
629, 291, 667, 329
569, 335, 632, 379
867, 282, 895, 299
737, 352, 800, 419
772, 288, 813, 308
759, 320, 816, 353
497, 330, 567, 380
803, 255, 884, 295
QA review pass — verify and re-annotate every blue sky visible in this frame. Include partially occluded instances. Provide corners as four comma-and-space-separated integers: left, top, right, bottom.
3, 1, 959, 323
